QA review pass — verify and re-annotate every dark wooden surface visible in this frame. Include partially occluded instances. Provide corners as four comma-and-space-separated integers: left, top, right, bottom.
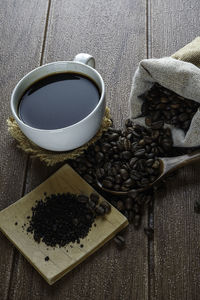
1, 0, 200, 299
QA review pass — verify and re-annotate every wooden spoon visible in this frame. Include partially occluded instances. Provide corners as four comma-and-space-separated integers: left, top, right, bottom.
97, 150, 200, 195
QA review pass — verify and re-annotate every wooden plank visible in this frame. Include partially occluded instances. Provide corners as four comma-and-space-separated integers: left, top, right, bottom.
7, 0, 148, 299
0, 0, 49, 299
0, 164, 128, 285
150, 0, 200, 299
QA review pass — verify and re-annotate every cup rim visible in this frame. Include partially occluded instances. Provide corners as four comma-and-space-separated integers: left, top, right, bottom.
10, 61, 105, 132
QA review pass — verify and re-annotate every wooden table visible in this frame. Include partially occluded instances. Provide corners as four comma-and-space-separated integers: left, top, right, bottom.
1, 1, 200, 299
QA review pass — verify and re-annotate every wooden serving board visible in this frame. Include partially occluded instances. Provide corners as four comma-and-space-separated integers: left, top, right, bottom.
0, 164, 128, 285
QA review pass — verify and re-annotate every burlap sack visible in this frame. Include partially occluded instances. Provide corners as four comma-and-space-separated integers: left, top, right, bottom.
129, 37, 200, 147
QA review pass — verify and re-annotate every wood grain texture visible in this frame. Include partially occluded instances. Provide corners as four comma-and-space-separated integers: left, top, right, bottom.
0, 1, 49, 299
7, 0, 148, 300
0, 164, 128, 285
150, 1, 200, 299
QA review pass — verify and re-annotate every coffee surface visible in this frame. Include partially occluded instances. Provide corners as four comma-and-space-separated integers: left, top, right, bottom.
18, 73, 100, 129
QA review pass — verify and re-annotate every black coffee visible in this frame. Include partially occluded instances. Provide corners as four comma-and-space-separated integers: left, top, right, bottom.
18, 73, 100, 129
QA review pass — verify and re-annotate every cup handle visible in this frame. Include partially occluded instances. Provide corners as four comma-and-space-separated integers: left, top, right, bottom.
73, 53, 95, 69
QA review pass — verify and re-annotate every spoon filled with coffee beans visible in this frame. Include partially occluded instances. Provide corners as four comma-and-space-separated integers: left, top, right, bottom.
97, 150, 200, 195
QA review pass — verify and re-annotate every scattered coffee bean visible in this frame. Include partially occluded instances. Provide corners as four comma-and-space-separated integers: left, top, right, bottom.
117, 200, 125, 211
95, 205, 105, 216
15, 222, 18, 226
45, 256, 49, 261
100, 201, 111, 214
77, 194, 89, 203
133, 214, 141, 229
114, 235, 125, 249
125, 197, 133, 210
90, 193, 99, 204
69, 91, 198, 232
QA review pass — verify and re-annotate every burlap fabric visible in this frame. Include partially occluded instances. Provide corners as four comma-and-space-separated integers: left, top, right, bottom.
129, 37, 200, 147
7, 107, 112, 166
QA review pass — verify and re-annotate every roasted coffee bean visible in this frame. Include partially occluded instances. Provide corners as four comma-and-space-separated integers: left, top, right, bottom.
123, 178, 134, 188
105, 176, 115, 183
96, 152, 104, 161
117, 200, 125, 211
72, 218, 79, 226
125, 118, 133, 127
138, 139, 145, 146
141, 178, 149, 186
88, 200, 96, 209
160, 97, 168, 103
152, 110, 161, 122
90, 193, 99, 204
96, 168, 105, 179
120, 169, 129, 180
101, 143, 111, 153
108, 133, 119, 141
135, 149, 145, 157
121, 151, 132, 160
102, 179, 113, 189
86, 214, 93, 221
115, 174, 122, 184
145, 117, 152, 127
114, 235, 125, 248
134, 214, 141, 229
128, 190, 137, 199
95, 206, 105, 216
113, 184, 121, 191
178, 113, 188, 122
83, 174, 93, 184
128, 210, 134, 223
132, 131, 140, 138
146, 159, 154, 167
125, 197, 133, 210
133, 203, 140, 214
144, 136, 153, 144
152, 160, 160, 169
182, 120, 190, 129
94, 145, 101, 152
150, 120, 164, 130
121, 186, 129, 192
113, 154, 120, 160
113, 146, 119, 153
100, 201, 111, 214
130, 157, 138, 167
77, 194, 89, 203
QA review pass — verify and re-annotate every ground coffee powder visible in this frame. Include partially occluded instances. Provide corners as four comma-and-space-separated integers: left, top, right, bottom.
26, 192, 110, 247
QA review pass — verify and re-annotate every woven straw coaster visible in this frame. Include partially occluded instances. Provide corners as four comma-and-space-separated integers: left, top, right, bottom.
7, 107, 112, 166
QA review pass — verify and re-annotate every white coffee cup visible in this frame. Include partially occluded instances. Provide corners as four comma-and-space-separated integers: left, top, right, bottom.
10, 53, 106, 151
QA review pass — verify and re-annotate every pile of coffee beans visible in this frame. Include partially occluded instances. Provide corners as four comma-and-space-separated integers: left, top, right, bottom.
108, 189, 154, 228
70, 121, 173, 192
69, 83, 200, 231
141, 83, 200, 132
26, 192, 110, 247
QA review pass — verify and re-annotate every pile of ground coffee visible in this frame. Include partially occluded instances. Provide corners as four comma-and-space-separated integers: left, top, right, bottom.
26, 192, 110, 247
